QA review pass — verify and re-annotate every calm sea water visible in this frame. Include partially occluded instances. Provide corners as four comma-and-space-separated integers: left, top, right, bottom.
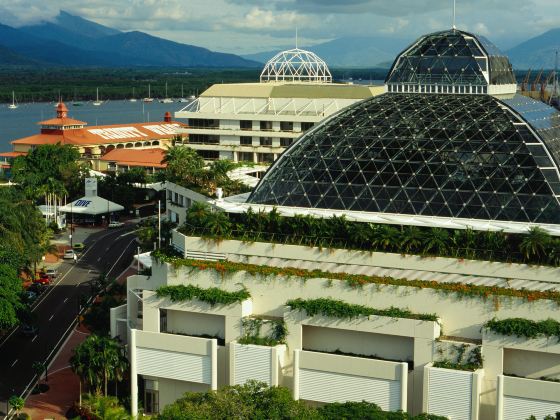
0, 100, 187, 153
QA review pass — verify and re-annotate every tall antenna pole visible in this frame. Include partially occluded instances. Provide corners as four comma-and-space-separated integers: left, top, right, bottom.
295, 27, 298, 49
452, 0, 457, 30
554, 50, 558, 97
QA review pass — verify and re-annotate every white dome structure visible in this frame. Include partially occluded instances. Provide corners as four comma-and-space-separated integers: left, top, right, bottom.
260, 48, 332, 84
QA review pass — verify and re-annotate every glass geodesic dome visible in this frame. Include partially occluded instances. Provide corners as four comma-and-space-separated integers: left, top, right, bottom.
248, 29, 560, 226
260, 48, 332, 83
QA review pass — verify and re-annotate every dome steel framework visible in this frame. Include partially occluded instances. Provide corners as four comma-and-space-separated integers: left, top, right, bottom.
260, 48, 332, 84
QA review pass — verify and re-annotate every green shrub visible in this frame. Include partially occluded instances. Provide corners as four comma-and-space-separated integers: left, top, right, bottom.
484, 318, 560, 340
286, 298, 438, 322
156, 284, 250, 306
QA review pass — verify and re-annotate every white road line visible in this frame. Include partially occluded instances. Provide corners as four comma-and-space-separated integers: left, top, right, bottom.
63, 298, 68, 303
31, 335, 37, 342
49, 315, 54, 321
106, 237, 138, 277
10, 359, 18, 367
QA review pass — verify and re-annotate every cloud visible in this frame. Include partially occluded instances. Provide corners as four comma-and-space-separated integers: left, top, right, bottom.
0, 0, 556, 55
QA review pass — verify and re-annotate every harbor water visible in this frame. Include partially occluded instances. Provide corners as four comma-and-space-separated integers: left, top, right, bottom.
0, 100, 187, 153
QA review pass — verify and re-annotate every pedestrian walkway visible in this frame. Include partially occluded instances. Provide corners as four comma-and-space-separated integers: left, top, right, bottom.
22, 261, 138, 419
24, 326, 90, 419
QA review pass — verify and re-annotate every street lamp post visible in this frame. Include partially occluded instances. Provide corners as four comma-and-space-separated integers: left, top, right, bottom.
69, 201, 74, 248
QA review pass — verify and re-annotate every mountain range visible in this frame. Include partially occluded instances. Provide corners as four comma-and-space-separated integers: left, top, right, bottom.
0, 11, 259, 68
245, 31, 560, 70
0, 10, 558, 69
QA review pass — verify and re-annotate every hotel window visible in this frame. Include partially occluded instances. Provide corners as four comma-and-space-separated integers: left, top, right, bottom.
260, 137, 273, 146
280, 138, 293, 147
144, 380, 159, 414
238, 152, 253, 162
260, 121, 273, 131
257, 153, 274, 163
301, 122, 314, 131
280, 121, 293, 132
240, 120, 252, 130
240, 136, 252, 146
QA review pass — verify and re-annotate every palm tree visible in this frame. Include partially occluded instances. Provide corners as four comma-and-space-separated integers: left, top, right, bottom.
422, 227, 450, 256
400, 226, 423, 255
547, 239, 560, 267
70, 335, 129, 397
519, 226, 551, 263
162, 146, 204, 185
204, 211, 232, 238
372, 225, 400, 252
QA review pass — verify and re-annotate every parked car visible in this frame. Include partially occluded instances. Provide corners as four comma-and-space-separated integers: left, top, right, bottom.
21, 323, 38, 337
23, 290, 37, 304
108, 221, 124, 228
63, 249, 76, 259
33, 275, 50, 285
45, 268, 58, 278
73, 243, 85, 252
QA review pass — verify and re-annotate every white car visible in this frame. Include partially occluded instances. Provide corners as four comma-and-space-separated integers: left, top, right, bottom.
63, 250, 76, 259
45, 268, 58, 278
108, 221, 124, 228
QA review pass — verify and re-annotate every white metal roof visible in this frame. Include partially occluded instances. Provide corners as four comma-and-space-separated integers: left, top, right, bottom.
214, 195, 560, 237
59, 196, 124, 215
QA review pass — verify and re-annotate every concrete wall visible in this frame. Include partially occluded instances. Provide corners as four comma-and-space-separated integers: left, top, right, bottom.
183, 236, 560, 285
302, 325, 414, 363
166, 310, 226, 339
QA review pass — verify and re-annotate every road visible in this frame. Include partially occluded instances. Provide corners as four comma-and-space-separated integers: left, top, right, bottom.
0, 224, 138, 416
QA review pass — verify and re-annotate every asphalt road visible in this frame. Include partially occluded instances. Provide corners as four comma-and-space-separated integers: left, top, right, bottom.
0, 224, 138, 416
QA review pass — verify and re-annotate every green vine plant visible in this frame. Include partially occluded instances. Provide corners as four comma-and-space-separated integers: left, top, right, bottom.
286, 298, 438, 322
484, 318, 560, 341
433, 344, 483, 371
238, 317, 288, 347
151, 250, 560, 305
156, 284, 250, 306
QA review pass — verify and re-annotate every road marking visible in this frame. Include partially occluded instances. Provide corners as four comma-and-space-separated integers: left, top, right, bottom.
31, 335, 37, 342
49, 315, 54, 321
10, 359, 18, 367
75, 283, 79, 288
63, 298, 68, 303
118, 230, 138, 238
106, 237, 138, 277
97, 257, 102, 262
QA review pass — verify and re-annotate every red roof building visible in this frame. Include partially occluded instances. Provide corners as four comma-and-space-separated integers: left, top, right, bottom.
100, 148, 167, 173
9, 102, 186, 172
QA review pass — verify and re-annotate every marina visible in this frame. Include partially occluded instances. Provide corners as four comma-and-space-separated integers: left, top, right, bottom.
0, 99, 185, 152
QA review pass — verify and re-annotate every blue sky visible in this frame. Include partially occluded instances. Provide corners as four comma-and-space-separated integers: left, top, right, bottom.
0, 0, 558, 53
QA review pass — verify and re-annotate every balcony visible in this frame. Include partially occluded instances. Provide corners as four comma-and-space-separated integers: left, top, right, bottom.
498, 375, 560, 420
229, 341, 286, 387
294, 349, 408, 411
423, 363, 483, 420
132, 329, 218, 390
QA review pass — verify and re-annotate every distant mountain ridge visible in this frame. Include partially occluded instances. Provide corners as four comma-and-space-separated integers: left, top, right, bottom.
244, 36, 410, 68
0, 11, 259, 68
506, 28, 560, 70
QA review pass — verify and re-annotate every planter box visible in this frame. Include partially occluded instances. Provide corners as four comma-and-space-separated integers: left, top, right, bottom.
294, 349, 408, 412
229, 342, 286, 386
498, 375, 560, 420
423, 364, 483, 420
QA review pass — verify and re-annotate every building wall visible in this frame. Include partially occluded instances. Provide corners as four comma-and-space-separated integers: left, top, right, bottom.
120, 233, 560, 418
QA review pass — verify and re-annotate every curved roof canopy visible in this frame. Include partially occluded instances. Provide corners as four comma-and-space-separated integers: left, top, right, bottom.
248, 93, 560, 226
385, 29, 516, 95
260, 48, 332, 84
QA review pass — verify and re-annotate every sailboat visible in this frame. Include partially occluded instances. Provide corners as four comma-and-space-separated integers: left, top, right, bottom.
160, 82, 173, 103
129, 87, 137, 102
143, 84, 154, 103
177, 84, 188, 102
8, 91, 18, 109
93, 87, 103, 106
72, 88, 84, 106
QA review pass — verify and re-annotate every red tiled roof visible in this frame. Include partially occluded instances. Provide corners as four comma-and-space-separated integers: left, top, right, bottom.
0, 151, 27, 158
100, 148, 167, 168
38, 117, 87, 126
12, 121, 186, 146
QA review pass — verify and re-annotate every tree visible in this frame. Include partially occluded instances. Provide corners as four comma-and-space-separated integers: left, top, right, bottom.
520, 227, 551, 263
11, 143, 86, 199
163, 146, 204, 185
158, 381, 319, 420
8, 395, 24, 416
400, 226, 423, 254
0, 264, 22, 330
70, 335, 128, 397
422, 228, 450, 256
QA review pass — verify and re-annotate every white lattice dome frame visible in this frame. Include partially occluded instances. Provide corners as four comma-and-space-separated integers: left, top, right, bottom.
260, 48, 332, 83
